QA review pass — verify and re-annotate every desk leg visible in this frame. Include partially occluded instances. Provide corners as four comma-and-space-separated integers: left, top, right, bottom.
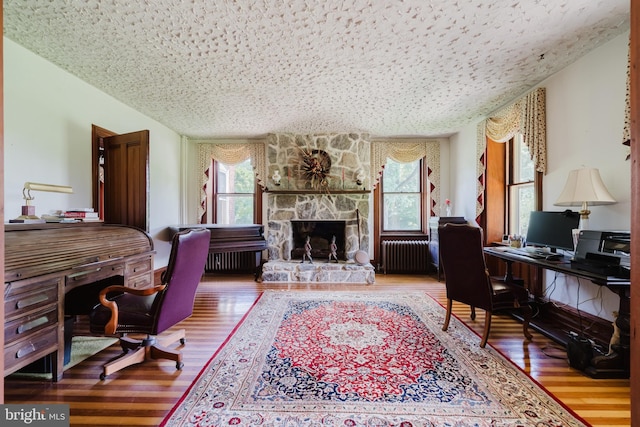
502, 260, 515, 283
586, 286, 630, 378
254, 251, 263, 281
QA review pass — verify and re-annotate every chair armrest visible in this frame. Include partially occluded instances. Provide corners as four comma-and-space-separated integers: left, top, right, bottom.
98, 284, 167, 335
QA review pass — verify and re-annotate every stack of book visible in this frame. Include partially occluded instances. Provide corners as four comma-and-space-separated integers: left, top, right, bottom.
62, 208, 101, 222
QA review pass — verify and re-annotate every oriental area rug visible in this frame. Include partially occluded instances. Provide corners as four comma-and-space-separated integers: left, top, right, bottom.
162, 291, 588, 427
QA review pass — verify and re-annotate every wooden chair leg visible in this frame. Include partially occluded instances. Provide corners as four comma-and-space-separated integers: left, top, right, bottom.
442, 299, 453, 331
157, 329, 186, 348
153, 329, 186, 370
101, 330, 188, 379
480, 312, 492, 348
119, 336, 143, 352
101, 347, 146, 379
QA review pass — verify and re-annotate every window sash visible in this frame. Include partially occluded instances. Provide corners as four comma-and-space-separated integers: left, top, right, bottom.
507, 135, 537, 237
381, 158, 427, 233
206, 159, 259, 225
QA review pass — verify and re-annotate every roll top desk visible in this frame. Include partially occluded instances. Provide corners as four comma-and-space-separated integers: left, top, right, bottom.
4, 223, 155, 381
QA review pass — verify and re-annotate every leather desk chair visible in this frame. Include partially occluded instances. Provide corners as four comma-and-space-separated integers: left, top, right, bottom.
438, 223, 533, 348
89, 228, 210, 379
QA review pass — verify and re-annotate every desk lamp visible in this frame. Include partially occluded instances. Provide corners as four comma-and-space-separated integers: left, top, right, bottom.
554, 167, 616, 230
12, 182, 74, 223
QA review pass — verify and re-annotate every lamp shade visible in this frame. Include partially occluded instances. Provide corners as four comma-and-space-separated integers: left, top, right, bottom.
554, 168, 616, 206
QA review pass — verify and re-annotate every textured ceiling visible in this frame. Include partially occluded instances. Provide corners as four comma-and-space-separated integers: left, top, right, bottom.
3, 1, 630, 139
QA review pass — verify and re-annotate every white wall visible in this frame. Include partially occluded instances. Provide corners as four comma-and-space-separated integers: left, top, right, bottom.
449, 32, 630, 321
449, 125, 480, 224
4, 38, 183, 239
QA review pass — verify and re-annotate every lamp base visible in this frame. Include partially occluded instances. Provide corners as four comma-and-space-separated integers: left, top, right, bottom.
578, 208, 590, 230
21, 205, 36, 217
11, 206, 46, 223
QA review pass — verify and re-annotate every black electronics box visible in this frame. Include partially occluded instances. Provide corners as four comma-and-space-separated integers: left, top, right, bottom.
575, 230, 630, 261
571, 252, 622, 276
573, 230, 630, 278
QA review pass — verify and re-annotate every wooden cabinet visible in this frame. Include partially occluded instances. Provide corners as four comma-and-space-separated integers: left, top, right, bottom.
4, 273, 64, 376
3, 223, 154, 380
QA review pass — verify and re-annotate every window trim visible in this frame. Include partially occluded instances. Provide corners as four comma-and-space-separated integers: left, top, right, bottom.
506, 137, 542, 235
208, 159, 263, 225
374, 157, 429, 240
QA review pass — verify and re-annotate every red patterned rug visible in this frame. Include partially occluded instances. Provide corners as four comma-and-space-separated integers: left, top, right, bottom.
161, 291, 588, 426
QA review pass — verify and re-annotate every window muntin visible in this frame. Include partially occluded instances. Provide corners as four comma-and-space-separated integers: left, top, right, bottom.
381, 159, 422, 231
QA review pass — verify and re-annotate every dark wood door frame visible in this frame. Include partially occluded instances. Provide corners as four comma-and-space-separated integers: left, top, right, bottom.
91, 125, 115, 216
91, 124, 149, 232
629, 0, 639, 423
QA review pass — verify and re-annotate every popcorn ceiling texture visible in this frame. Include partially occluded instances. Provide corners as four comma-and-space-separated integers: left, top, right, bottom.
4, 1, 629, 138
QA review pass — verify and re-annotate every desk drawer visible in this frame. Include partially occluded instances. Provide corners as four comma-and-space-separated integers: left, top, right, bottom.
127, 273, 152, 289
5, 305, 58, 345
66, 264, 125, 289
126, 257, 152, 276
4, 325, 58, 374
5, 278, 59, 320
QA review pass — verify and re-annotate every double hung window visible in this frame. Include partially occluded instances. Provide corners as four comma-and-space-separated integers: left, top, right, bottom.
380, 158, 428, 233
207, 158, 258, 224
507, 134, 537, 237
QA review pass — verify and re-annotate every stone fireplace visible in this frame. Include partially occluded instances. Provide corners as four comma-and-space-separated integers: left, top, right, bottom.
261, 133, 374, 284
266, 193, 369, 262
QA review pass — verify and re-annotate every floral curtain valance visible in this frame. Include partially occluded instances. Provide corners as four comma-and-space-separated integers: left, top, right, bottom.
476, 87, 547, 218
197, 141, 266, 220
197, 142, 266, 183
371, 139, 441, 216
622, 36, 630, 154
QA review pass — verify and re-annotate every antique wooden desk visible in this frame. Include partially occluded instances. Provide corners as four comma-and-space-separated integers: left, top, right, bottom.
4, 223, 155, 381
484, 246, 630, 378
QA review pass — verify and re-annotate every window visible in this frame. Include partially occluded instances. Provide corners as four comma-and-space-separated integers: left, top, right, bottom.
381, 158, 427, 232
206, 158, 259, 224
507, 134, 537, 237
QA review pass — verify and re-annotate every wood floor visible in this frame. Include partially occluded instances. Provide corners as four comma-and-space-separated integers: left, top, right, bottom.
4, 273, 631, 426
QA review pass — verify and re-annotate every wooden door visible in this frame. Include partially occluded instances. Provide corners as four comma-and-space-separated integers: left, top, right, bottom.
630, 0, 639, 422
92, 125, 149, 232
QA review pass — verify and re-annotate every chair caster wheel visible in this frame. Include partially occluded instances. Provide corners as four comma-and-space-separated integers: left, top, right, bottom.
176, 361, 184, 370
100, 373, 107, 380
180, 338, 186, 345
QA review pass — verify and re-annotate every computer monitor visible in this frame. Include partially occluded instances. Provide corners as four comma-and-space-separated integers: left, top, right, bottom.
525, 210, 580, 252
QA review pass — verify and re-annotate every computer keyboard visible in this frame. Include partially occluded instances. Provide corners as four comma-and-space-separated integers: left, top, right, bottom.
505, 249, 544, 259
503, 248, 559, 260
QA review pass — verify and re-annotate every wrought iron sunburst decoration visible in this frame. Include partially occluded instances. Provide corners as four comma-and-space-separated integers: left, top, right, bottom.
299, 148, 332, 190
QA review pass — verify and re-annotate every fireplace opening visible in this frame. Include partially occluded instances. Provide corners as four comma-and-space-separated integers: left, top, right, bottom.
291, 220, 346, 260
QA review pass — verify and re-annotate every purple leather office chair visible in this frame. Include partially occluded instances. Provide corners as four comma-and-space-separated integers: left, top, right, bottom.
438, 223, 533, 347
89, 228, 211, 379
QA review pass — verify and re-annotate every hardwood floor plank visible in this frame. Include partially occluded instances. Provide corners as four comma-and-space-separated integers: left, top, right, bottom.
4, 273, 630, 426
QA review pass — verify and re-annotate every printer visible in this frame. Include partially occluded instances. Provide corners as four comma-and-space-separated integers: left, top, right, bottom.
572, 230, 630, 278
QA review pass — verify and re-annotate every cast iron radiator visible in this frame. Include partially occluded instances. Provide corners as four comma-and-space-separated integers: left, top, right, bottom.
381, 240, 430, 274
206, 252, 256, 273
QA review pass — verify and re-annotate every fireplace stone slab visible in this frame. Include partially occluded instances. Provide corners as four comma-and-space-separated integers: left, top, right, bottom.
261, 261, 375, 284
